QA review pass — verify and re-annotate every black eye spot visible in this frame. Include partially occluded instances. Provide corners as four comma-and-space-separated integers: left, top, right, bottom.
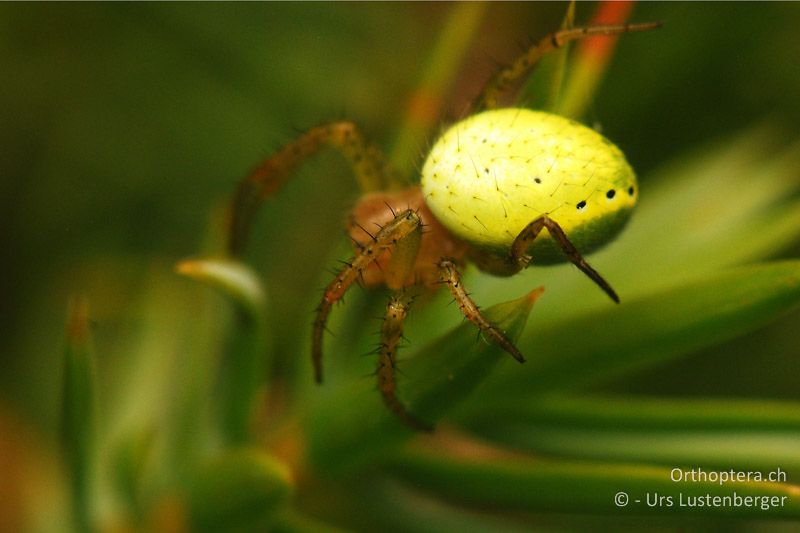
606, 189, 616, 199
628, 186, 635, 196
534, 177, 542, 184
576, 200, 587, 210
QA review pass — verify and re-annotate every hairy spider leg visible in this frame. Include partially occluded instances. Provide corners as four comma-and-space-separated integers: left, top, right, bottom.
228, 121, 403, 255
313, 209, 423, 383
437, 259, 527, 364
376, 292, 433, 432
511, 215, 619, 303
474, 21, 662, 111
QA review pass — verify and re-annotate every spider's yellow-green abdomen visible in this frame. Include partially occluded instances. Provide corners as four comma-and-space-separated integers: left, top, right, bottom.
420, 108, 637, 263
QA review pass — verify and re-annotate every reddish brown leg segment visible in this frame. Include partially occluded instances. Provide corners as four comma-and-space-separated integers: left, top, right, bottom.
473, 22, 662, 111
511, 215, 619, 303
313, 209, 422, 383
376, 292, 432, 432
228, 121, 402, 255
437, 260, 526, 364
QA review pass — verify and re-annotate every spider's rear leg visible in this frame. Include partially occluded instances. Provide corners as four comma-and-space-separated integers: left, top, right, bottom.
437, 259, 536, 364
377, 292, 432, 432
510, 215, 619, 303
473, 21, 662, 111
313, 209, 423, 383
228, 121, 404, 255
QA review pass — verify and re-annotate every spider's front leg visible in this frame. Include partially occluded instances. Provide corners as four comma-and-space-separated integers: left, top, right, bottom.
437, 259, 537, 364
313, 209, 422, 383
376, 292, 433, 432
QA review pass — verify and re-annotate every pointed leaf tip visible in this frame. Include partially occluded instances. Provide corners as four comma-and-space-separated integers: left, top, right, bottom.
479, 261, 800, 402
188, 450, 293, 531
177, 256, 270, 444
176, 257, 266, 316
483, 287, 542, 339
306, 290, 541, 474
527, 286, 545, 304
62, 295, 97, 532
66, 295, 90, 346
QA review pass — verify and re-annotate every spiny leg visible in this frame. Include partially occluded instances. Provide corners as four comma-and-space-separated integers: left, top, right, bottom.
313, 209, 423, 383
473, 21, 662, 111
376, 292, 432, 432
511, 215, 619, 303
437, 259, 526, 364
228, 121, 404, 255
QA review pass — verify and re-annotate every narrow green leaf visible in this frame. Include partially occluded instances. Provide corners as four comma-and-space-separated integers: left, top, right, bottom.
388, 450, 800, 518
555, 1, 639, 119
176, 257, 266, 320
604, 135, 800, 298
111, 427, 156, 525
305, 291, 540, 476
464, 425, 800, 475
348, 479, 535, 533
270, 510, 348, 533
466, 395, 800, 432
176, 257, 268, 444
472, 261, 800, 403
187, 449, 293, 532
401, 290, 540, 422
104, 268, 228, 487
460, 397, 800, 475
388, 2, 486, 177
61, 295, 97, 533
468, 128, 800, 328
521, 0, 575, 111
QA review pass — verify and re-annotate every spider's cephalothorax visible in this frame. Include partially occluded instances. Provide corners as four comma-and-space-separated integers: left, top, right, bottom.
227, 21, 660, 431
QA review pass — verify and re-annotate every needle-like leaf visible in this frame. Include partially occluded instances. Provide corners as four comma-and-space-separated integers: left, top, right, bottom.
387, 449, 800, 518
471, 261, 800, 403
61, 296, 97, 532
305, 290, 541, 476
460, 396, 800, 474
176, 257, 269, 444
187, 449, 293, 531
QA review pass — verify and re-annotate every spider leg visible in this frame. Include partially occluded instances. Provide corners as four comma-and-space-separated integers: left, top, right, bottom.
228, 121, 405, 255
473, 21, 662, 111
376, 292, 432, 432
437, 259, 527, 364
510, 215, 619, 303
313, 209, 422, 383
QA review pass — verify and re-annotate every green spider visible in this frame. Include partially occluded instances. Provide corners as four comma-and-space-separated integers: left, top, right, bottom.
228, 20, 660, 431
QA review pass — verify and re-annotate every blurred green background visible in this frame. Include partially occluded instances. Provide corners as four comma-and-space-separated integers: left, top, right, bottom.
2, 2, 800, 528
